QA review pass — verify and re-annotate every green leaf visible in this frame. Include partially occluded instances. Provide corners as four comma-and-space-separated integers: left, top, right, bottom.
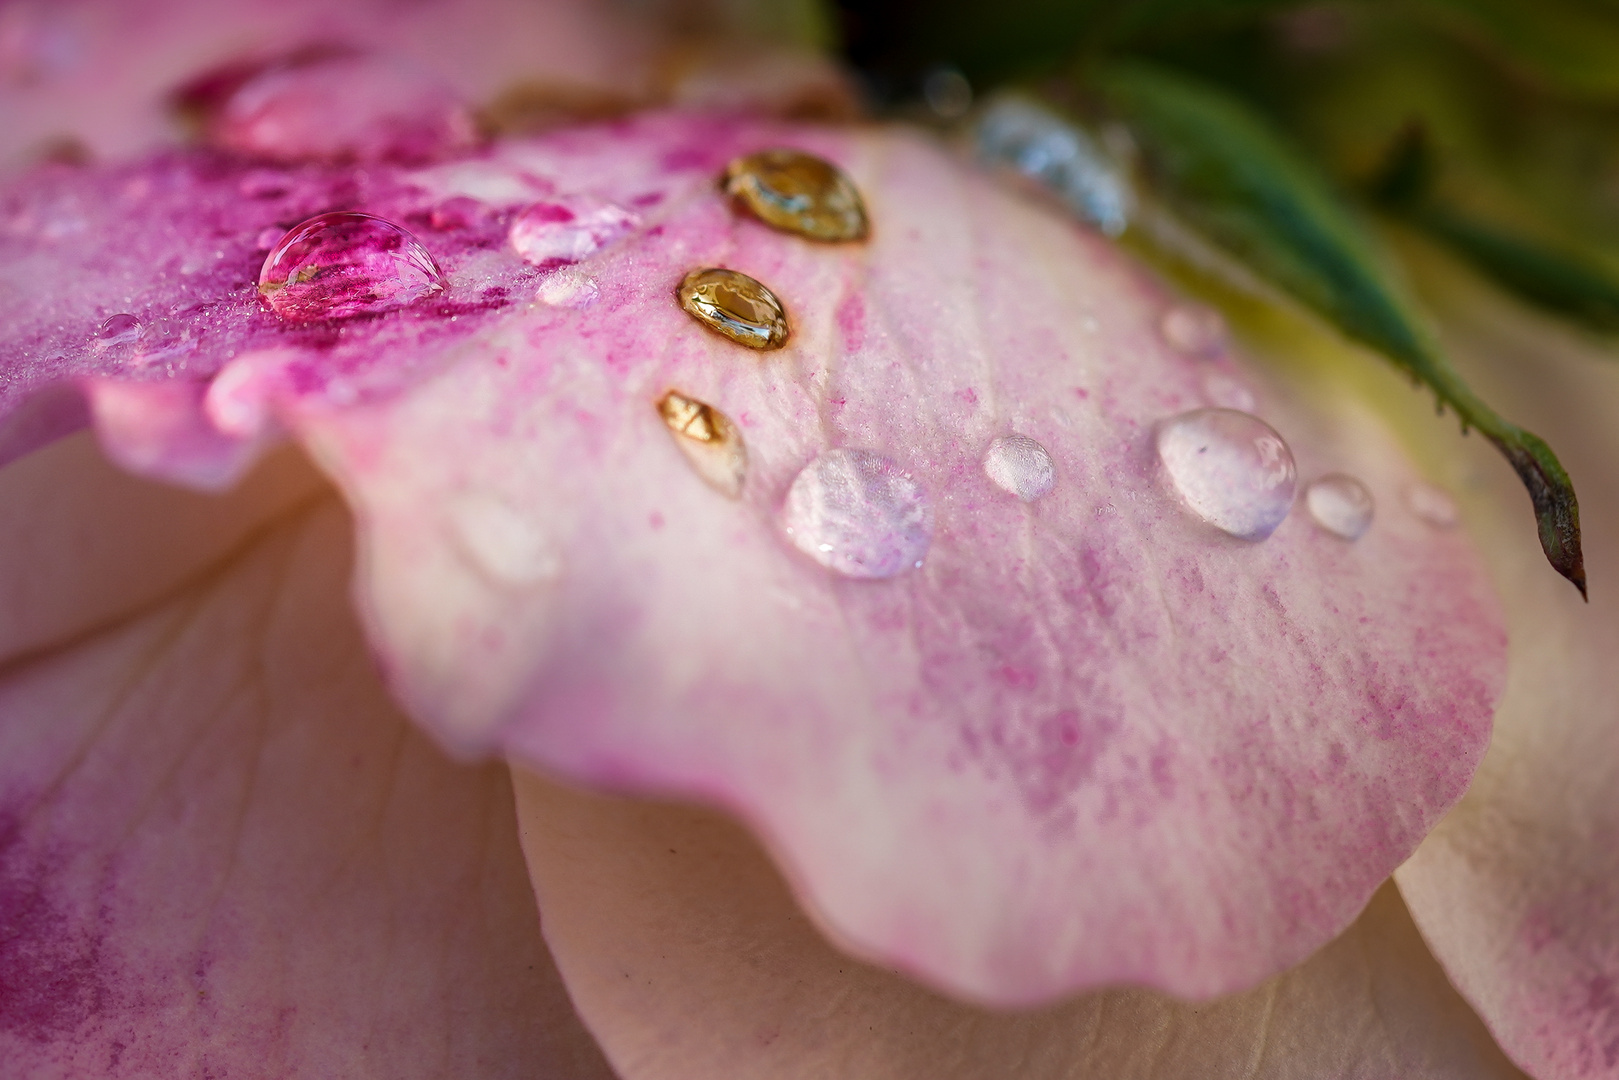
1097, 61, 1586, 596
1372, 126, 1619, 333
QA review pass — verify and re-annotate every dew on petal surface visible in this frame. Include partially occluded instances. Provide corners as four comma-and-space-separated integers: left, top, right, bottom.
258, 211, 447, 323
1160, 303, 1227, 358
723, 148, 868, 242
1406, 482, 1459, 528
535, 268, 599, 308
1305, 474, 1374, 540
782, 448, 932, 578
983, 433, 1055, 502
974, 95, 1131, 236
509, 197, 639, 269
677, 267, 788, 349
91, 312, 140, 350
657, 390, 746, 498
1157, 407, 1297, 540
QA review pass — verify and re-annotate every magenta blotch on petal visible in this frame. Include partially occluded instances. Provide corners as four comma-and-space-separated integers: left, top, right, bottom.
0, 116, 1507, 1006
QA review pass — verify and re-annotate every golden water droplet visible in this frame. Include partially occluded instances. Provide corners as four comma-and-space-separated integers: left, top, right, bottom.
723, 148, 868, 242
657, 390, 747, 497
677, 267, 789, 350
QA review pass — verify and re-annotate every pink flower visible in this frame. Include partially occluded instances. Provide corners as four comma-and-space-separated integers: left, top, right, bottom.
0, 2, 1612, 1078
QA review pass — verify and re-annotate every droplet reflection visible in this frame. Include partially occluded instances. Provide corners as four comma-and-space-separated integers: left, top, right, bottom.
1157, 408, 1297, 540
657, 390, 747, 497
258, 211, 446, 322
724, 148, 869, 242
1305, 474, 1374, 540
783, 448, 932, 578
983, 434, 1055, 502
677, 267, 789, 349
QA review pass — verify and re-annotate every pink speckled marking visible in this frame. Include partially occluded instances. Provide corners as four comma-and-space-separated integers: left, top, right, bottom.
0, 116, 1506, 1006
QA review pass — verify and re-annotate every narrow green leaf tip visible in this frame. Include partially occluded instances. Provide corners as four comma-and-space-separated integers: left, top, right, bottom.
1096, 62, 1587, 596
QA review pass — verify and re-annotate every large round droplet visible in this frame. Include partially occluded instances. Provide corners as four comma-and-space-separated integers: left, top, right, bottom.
1305, 474, 1374, 540
724, 149, 869, 242
782, 448, 932, 579
677, 267, 789, 350
983, 433, 1055, 502
509, 197, 640, 269
1156, 408, 1297, 541
258, 211, 446, 322
207, 51, 477, 164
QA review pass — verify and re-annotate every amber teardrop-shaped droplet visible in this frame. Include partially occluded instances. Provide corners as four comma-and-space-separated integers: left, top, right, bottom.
723, 149, 868, 242
677, 268, 789, 350
657, 390, 747, 497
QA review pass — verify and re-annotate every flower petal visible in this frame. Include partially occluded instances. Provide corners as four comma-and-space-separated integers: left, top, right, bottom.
0, 118, 1507, 1004
1392, 246, 1619, 1080
514, 769, 1529, 1080
0, 446, 612, 1079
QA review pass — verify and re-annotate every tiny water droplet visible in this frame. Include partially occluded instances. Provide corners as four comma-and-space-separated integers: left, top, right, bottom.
258, 211, 446, 322
983, 434, 1055, 502
1405, 482, 1458, 528
922, 66, 973, 120
92, 313, 141, 350
447, 492, 561, 586
535, 268, 599, 308
657, 390, 746, 497
974, 95, 1131, 236
135, 317, 200, 364
678, 267, 789, 349
782, 448, 932, 578
1305, 474, 1374, 540
1160, 304, 1227, 358
509, 197, 639, 269
1202, 372, 1257, 412
1157, 408, 1297, 541
724, 148, 868, 242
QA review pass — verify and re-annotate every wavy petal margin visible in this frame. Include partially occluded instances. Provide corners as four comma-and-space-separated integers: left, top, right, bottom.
0, 116, 1506, 1003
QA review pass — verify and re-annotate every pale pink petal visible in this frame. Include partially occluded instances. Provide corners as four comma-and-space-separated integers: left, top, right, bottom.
1392, 252, 1619, 1080
514, 769, 1529, 1080
0, 444, 613, 1079
0, 118, 1506, 1003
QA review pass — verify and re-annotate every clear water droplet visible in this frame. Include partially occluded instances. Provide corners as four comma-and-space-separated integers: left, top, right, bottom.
974, 95, 1131, 236
92, 313, 141, 350
258, 211, 446, 322
658, 390, 746, 497
135, 317, 200, 365
1160, 304, 1227, 358
1405, 482, 1458, 528
535, 268, 599, 308
447, 492, 561, 586
1157, 408, 1297, 540
1305, 474, 1374, 540
509, 197, 639, 269
213, 51, 476, 164
983, 433, 1055, 502
678, 267, 789, 349
1202, 372, 1257, 412
724, 148, 868, 242
783, 449, 932, 578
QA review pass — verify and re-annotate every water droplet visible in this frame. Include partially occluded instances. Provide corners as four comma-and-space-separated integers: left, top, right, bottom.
678, 267, 789, 350
92, 313, 141, 350
1405, 482, 1458, 528
1305, 474, 1374, 540
923, 66, 973, 120
974, 95, 1131, 236
1157, 408, 1297, 541
724, 148, 868, 242
509, 197, 639, 269
1202, 372, 1257, 412
983, 434, 1055, 502
447, 492, 561, 586
535, 268, 599, 308
1160, 304, 1227, 358
782, 448, 932, 578
657, 390, 746, 497
258, 211, 446, 322
211, 51, 477, 164
135, 317, 200, 365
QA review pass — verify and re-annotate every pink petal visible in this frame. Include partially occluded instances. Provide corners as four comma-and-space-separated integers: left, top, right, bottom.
1392, 255, 1619, 1080
514, 770, 1530, 1080
0, 441, 613, 1079
0, 117, 1506, 1004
